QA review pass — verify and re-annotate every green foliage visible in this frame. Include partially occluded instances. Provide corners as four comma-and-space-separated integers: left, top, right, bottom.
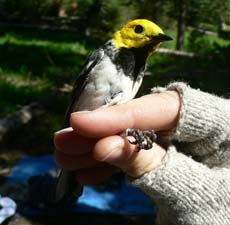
75, 0, 138, 39
162, 0, 230, 30
219, 30, 230, 40
186, 30, 230, 54
0, 76, 46, 115
188, 0, 230, 26
186, 30, 213, 54
0, 29, 96, 119
144, 52, 230, 98
0, 0, 60, 19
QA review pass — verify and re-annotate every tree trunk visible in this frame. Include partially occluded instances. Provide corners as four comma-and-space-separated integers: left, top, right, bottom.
176, 0, 187, 50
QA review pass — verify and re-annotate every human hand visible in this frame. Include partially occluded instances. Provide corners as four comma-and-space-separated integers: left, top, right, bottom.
54, 91, 180, 185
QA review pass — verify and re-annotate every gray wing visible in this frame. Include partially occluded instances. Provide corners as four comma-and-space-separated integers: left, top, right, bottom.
63, 48, 104, 127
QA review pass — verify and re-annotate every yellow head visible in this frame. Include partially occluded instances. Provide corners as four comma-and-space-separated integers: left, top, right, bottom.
113, 19, 172, 55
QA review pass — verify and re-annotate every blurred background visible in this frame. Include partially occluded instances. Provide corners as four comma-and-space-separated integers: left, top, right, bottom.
0, 0, 229, 224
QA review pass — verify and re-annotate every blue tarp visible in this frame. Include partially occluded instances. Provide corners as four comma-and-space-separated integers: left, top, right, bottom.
6, 155, 155, 215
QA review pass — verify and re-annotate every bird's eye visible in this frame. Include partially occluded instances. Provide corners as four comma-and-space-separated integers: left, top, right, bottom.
134, 25, 144, 33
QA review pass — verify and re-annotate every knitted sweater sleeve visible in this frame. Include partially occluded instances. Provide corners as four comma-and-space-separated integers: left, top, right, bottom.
129, 82, 230, 225
153, 82, 230, 165
166, 82, 230, 162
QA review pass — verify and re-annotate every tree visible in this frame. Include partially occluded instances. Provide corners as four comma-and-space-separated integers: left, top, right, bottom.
176, 0, 187, 50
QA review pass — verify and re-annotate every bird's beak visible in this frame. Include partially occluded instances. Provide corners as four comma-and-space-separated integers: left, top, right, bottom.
151, 33, 173, 42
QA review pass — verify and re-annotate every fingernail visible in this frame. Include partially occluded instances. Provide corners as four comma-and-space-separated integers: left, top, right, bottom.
71, 111, 90, 116
54, 127, 73, 135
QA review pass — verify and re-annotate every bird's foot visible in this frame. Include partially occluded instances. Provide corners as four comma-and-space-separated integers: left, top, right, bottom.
125, 129, 157, 151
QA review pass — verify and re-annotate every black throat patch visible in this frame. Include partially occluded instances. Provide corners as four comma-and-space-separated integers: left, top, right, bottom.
103, 40, 155, 82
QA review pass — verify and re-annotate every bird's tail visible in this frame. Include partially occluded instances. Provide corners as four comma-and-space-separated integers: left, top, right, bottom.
54, 169, 83, 205
28, 169, 82, 208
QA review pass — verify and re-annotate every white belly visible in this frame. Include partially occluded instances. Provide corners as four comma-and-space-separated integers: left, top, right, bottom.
74, 56, 135, 111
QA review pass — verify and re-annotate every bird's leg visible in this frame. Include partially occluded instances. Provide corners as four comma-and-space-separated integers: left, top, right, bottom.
125, 129, 157, 151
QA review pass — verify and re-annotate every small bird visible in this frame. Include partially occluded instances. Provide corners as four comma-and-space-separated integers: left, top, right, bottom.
54, 19, 172, 205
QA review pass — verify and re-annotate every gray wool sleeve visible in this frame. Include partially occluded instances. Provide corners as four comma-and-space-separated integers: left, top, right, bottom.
152, 82, 230, 166
167, 82, 230, 143
130, 146, 230, 225
129, 82, 230, 225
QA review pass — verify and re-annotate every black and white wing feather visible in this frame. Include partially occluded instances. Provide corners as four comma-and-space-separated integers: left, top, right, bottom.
63, 48, 104, 127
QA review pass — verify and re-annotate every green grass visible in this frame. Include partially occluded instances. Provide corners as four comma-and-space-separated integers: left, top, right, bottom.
0, 30, 97, 115
0, 28, 100, 150
0, 32, 88, 78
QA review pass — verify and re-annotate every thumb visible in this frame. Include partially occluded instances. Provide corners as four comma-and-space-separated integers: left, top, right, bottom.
93, 135, 166, 178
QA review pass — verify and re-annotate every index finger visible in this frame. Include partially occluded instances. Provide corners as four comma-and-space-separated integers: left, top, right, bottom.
70, 91, 180, 138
